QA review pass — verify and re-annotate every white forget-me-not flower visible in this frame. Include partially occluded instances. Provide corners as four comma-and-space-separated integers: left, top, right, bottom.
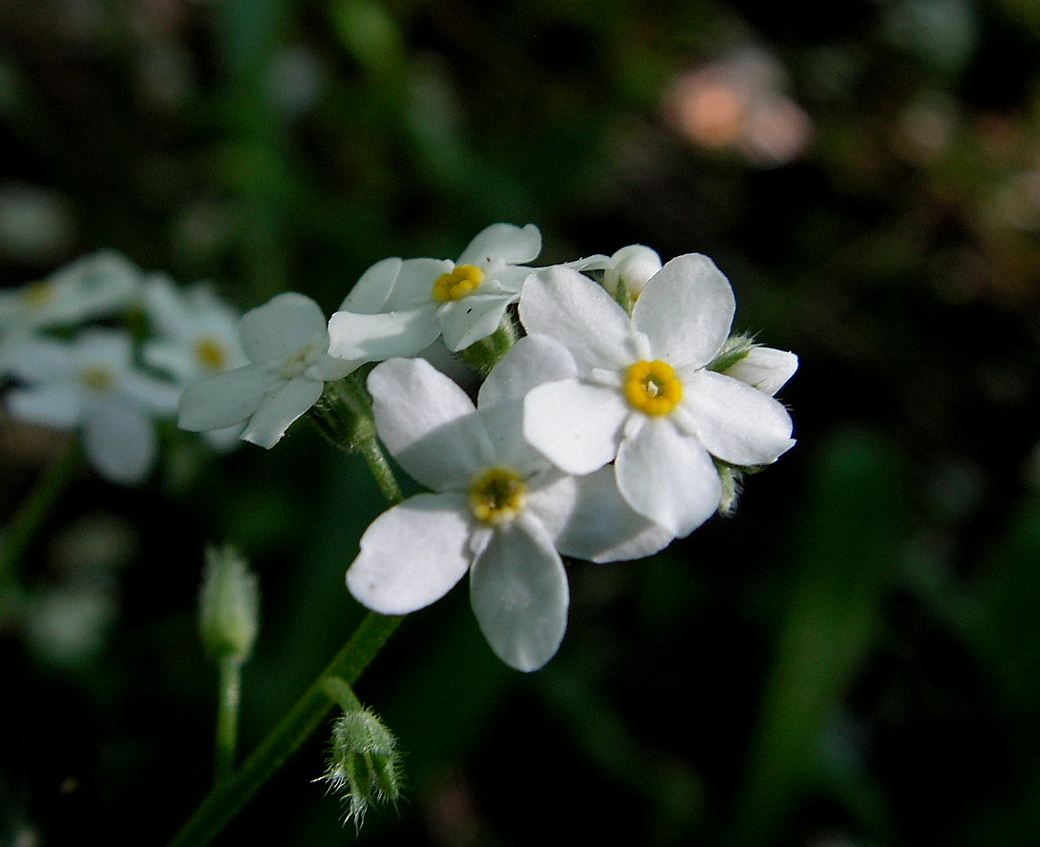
178, 292, 358, 448
326, 223, 541, 361
519, 254, 796, 539
346, 337, 673, 672
4, 328, 180, 484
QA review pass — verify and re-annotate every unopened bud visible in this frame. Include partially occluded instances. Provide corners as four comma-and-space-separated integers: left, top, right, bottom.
320, 696, 403, 829
722, 345, 798, 396
602, 244, 662, 300
198, 544, 259, 664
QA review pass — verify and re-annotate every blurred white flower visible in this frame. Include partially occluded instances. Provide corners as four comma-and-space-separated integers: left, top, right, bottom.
519, 255, 796, 538
4, 328, 180, 484
178, 292, 358, 448
142, 274, 249, 448
327, 223, 541, 359
0, 250, 141, 375
347, 339, 672, 672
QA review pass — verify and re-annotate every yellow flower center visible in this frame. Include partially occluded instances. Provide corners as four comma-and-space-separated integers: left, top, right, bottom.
81, 365, 117, 393
432, 264, 484, 303
624, 360, 683, 416
21, 281, 55, 310
195, 336, 228, 372
468, 466, 527, 526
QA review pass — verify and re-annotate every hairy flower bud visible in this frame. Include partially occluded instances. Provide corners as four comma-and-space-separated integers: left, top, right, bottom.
320, 698, 403, 828
198, 544, 259, 664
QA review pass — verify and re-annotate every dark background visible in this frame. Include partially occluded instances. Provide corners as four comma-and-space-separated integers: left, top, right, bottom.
5, 1, 1040, 844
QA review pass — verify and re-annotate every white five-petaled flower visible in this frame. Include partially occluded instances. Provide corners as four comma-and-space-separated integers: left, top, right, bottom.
4, 328, 180, 484
327, 223, 541, 361
142, 274, 250, 449
177, 292, 358, 448
519, 254, 796, 538
0, 250, 140, 376
142, 274, 249, 385
346, 337, 673, 672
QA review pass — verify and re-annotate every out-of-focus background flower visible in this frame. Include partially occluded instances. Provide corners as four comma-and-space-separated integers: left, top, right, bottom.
5, 1, 1040, 844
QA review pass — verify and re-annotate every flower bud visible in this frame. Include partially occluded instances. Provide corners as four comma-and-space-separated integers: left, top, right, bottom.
198, 544, 259, 664
602, 244, 663, 300
321, 704, 403, 828
722, 345, 799, 396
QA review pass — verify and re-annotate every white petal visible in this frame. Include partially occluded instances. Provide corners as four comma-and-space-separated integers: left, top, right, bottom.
6, 384, 83, 428
437, 293, 516, 352
307, 353, 359, 382
45, 250, 140, 324
347, 493, 473, 614
241, 375, 324, 448
523, 379, 628, 474
75, 328, 135, 369
82, 401, 156, 485
469, 516, 568, 672
340, 257, 450, 312
339, 257, 401, 313
142, 274, 189, 338
239, 292, 327, 365
457, 223, 541, 267
540, 465, 675, 563
684, 369, 795, 466
178, 366, 272, 432
4, 336, 77, 382
633, 254, 735, 367
518, 266, 633, 373
723, 347, 798, 396
477, 334, 578, 409
369, 357, 492, 491
121, 373, 181, 416
327, 307, 439, 362
616, 419, 722, 538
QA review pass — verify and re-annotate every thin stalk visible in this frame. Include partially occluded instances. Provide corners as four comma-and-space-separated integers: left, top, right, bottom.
172, 392, 406, 845
0, 438, 81, 620
169, 611, 403, 847
214, 656, 244, 784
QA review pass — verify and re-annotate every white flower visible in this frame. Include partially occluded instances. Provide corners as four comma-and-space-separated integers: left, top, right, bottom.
519, 255, 796, 538
0, 250, 140, 375
142, 274, 250, 449
327, 223, 541, 360
141, 274, 249, 385
4, 328, 180, 484
346, 338, 673, 672
177, 292, 358, 448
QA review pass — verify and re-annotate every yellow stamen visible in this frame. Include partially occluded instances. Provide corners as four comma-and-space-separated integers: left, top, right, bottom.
624, 360, 683, 416
194, 336, 228, 372
21, 281, 54, 310
82, 365, 116, 393
432, 264, 484, 303
468, 466, 527, 526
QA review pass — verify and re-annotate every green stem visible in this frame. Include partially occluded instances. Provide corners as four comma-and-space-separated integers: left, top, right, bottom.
169, 611, 403, 847
310, 373, 403, 505
0, 438, 81, 623
214, 656, 244, 784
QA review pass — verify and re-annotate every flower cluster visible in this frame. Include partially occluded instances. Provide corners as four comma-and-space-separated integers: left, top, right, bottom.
330, 229, 796, 670
2, 224, 797, 670
0, 251, 249, 483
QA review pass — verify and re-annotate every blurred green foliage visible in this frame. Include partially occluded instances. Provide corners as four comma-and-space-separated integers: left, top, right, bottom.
5, 1, 1040, 845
